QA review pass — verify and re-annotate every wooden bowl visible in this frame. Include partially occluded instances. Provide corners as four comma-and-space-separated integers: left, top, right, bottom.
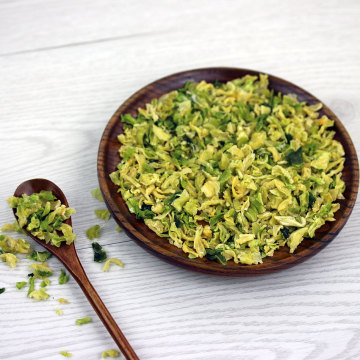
97, 67, 359, 277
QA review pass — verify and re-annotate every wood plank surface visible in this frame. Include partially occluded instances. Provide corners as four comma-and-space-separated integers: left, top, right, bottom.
0, 0, 359, 359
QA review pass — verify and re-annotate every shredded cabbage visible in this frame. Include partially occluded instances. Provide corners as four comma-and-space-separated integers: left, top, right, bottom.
95, 209, 111, 221
58, 269, 69, 284
7, 191, 76, 247
102, 258, 124, 272
1, 253, 19, 268
75, 317, 92, 325
16, 281, 27, 290
1, 221, 24, 233
101, 349, 120, 358
40, 278, 51, 287
0, 235, 31, 254
55, 308, 64, 315
60, 350, 72, 357
86, 225, 101, 240
91, 187, 104, 202
58, 297, 70, 304
110, 75, 345, 265
28, 288, 50, 301
29, 262, 53, 279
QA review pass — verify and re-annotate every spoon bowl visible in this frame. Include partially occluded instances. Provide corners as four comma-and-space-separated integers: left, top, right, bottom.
13, 178, 139, 360
14, 178, 74, 261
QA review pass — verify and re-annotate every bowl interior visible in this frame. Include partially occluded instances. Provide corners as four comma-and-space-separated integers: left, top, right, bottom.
98, 68, 359, 276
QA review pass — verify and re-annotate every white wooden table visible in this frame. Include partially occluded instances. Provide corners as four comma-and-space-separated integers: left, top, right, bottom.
1, 1, 359, 359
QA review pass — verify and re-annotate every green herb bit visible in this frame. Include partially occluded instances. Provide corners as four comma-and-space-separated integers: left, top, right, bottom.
59, 269, 69, 285
92, 242, 107, 263
95, 209, 111, 222
27, 250, 52, 262
60, 350, 72, 357
0, 288, 5, 294
16, 281, 27, 290
75, 316, 92, 325
86, 225, 101, 240
91, 187, 104, 202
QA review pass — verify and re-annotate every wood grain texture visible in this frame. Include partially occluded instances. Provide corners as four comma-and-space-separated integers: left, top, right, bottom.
1, 0, 360, 359
98, 67, 358, 277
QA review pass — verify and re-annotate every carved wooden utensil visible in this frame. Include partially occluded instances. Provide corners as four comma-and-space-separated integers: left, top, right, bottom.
13, 178, 139, 360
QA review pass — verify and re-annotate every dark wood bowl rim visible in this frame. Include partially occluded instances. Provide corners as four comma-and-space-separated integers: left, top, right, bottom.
97, 67, 359, 277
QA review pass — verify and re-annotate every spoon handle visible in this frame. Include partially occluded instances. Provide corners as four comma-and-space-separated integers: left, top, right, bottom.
62, 252, 139, 360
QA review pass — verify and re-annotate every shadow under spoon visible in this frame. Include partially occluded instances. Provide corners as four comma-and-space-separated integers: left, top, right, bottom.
13, 178, 139, 360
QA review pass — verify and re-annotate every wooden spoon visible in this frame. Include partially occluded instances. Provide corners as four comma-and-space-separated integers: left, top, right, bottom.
13, 178, 139, 360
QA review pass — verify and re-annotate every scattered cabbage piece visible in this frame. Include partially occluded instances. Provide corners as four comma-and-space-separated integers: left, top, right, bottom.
0, 288, 5, 294
27, 275, 35, 297
75, 317, 92, 325
60, 351, 72, 357
7, 191, 76, 247
58, 298, 70, 304
16, 281, 27, 290
29, 262, 53, 279
92, 242, 107, 263
28, 288, 50, 301
91, 187, 104, 202
1, 253, 19, 268
110, 75, 346, 265
27, 250, 52, 262
101, 349, 120, 358
86, 225, 101, 240
55, 308, 64, 316
1, 223, 15, 232
95, 209, 111, 221
40, 279, 51, 287
1, 221, 25, 234
102, 258, 124, 272
0, 235, 31, 254
116, 225, 122, 232
59, 269, 69, 285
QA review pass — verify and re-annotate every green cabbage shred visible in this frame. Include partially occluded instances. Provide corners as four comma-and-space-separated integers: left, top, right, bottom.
86, 225, 101, 240
59, 269, 69, 285
75, 317, 92, 325
7, 191, 76, 247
